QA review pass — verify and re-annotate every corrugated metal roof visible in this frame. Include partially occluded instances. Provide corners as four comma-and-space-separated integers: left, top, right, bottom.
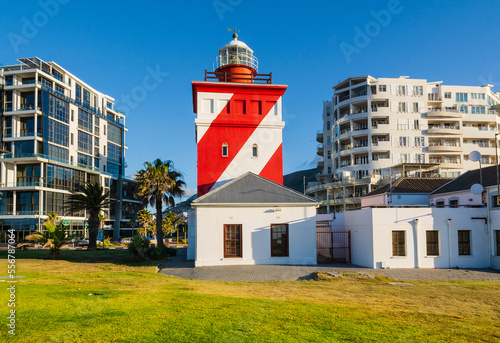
364, 177, 454, 197
193, 172, 318, 205
431, 165, 499, 195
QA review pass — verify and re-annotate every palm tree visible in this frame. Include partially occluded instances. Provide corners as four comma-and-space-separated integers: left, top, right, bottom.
27, 222, 76, 260
135, 159, 185, 251
67, 182, 110, 251
137, 209, 153, 237
45, 212, 60, 227
98, 214, 108, 249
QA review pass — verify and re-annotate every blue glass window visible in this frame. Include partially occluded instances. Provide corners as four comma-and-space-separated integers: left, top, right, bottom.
47, 119, 69, 147
48, 95, 69, 123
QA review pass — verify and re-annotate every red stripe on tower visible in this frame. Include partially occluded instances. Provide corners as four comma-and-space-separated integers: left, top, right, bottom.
258, 143, 283, 185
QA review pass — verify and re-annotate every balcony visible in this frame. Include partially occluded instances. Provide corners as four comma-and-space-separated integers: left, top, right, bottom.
0, 181, 45, 188
3, 132, 42, 139
426, 109, 462, 118
371, 140, 391, 151
371, 123, 390, 134
427, 143, 463, 152
4, 106, 41, 113
316, 145, 324, 156
317, 160, 324, 170
351, 128, 369, 137
316, 131, 323, 143
427, 126, 462, 135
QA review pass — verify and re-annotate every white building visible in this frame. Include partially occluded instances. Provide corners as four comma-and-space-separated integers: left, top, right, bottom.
0, 57, 142, 242
361, 177, 453, 207
188, 172, 318, 267
346, 207, 499, 270
309, 75, 500, 214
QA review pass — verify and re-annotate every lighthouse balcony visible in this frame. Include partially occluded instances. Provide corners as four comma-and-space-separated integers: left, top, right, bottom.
205, 70, 273, 84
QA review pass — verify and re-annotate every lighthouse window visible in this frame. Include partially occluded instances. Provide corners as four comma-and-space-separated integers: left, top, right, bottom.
252, 144, 258, 157
222, 143, 228, 157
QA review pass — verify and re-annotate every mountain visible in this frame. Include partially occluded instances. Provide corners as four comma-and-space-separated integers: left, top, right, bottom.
283, 168, 320, 194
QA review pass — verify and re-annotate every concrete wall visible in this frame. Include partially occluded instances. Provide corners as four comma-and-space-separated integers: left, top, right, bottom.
346, 207, 493, 269
194, 205, 317, 267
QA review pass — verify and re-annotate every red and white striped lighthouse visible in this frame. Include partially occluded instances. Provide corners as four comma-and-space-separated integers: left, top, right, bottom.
192, 33, 288, 197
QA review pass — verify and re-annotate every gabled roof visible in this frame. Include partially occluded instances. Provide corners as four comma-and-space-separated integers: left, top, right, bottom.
192, 172, 318, 206
431, 165, 499, 195
365, 177, 454, 197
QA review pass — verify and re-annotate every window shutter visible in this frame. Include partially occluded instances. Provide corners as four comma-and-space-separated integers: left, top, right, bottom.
391, 101, 398, 112
390, 84, 396, 95
409, 86, 414, 96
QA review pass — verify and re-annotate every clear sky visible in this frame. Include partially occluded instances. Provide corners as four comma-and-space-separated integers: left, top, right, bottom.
1, 0, 499, 198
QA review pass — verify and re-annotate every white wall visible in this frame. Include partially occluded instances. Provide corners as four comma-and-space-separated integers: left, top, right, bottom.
346, 207, 492, 269
194, 205, 317, 266
345, 208, 374, 268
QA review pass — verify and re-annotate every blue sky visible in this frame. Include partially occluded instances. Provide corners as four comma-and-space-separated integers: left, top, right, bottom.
1, 0, 499, 198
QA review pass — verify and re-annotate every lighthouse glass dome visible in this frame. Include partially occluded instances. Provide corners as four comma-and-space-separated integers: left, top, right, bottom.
217, 38, 258, 72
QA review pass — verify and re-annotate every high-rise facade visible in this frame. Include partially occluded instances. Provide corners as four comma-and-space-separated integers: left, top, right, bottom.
309, 75, 500, 213
0, 57, 142, 242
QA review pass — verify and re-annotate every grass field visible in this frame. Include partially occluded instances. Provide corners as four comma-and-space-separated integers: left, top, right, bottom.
0, 249, 499, 342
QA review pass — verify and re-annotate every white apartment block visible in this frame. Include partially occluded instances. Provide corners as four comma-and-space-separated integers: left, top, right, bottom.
309, 75, 500, 214
0, 57, 142, 242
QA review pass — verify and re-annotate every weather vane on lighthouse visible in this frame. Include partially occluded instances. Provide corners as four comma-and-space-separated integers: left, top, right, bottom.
228, 27, 239, 39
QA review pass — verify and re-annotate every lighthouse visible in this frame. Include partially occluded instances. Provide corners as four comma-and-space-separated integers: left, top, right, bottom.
192, 33, 288, 196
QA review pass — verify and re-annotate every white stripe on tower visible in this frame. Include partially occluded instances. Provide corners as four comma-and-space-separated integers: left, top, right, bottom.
195, 92, 234, 143
210, 101, 284, 190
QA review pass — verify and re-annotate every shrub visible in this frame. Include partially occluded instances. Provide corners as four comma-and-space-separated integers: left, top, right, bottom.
178, 239, 188, 244
127, 236, 152, 261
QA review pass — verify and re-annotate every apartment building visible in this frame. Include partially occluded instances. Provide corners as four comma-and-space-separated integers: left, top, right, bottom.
309, 75, 500, 214
0, 57, 142, 242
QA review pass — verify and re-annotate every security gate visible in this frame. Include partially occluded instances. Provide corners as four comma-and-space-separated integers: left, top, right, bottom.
317, 229, 351, 263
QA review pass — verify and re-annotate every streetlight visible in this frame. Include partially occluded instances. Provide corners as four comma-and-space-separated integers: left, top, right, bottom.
495, 132, 500, 206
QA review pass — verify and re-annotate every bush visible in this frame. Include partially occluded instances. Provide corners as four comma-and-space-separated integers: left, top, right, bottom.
127, 236, 152, 261
126, 236, 176, 261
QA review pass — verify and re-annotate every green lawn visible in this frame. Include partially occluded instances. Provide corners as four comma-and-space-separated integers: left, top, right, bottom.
1, 250, 499, 342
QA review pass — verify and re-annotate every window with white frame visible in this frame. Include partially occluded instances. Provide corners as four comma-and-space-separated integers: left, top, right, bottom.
222, 143, 228, 157
398, 85, 406, 96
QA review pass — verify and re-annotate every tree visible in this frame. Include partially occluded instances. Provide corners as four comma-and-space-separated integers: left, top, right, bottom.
45, 212, 60, 227
135, 159, 185, 251
27, 221, 76, 260
67, 182, 110, 251
137, 209, 153, 237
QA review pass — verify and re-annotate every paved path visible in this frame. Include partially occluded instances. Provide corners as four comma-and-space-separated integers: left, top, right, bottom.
158, 248, 500, 282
